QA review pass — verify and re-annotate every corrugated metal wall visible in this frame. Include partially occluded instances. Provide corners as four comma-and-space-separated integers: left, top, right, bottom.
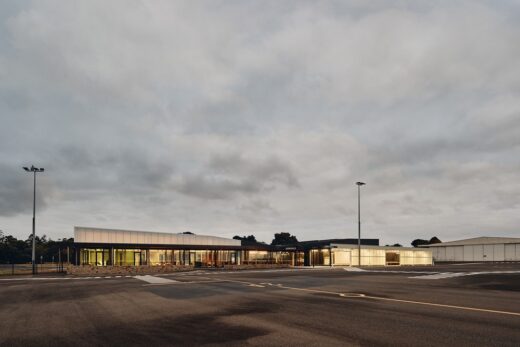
432, 243, 520, 262
332, 246, 432, 266
74, 227, 241, 246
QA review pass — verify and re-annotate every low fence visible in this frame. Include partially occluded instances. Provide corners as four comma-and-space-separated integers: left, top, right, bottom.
0, 263, 66, 276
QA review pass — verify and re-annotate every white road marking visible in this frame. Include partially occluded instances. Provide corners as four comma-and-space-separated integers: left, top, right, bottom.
411, 270, 520, 279
203, 276, 520, 317
180, 267, 336, 276
343, 267, 367, 272
254, 282, 520, 317
134, 275, 178, 284
362, 295, 520, 317
412, 272, 467, 279
344, 268, 441, 274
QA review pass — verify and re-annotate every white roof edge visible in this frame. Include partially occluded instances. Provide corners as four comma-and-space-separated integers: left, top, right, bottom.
331, 244, 426, 251
74, 226, 234, 241
423, 236, 520, 247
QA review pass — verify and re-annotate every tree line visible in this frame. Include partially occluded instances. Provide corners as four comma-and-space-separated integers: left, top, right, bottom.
233, 232, 298, 245
235, 233, 442, 248
0, 231, 74, 264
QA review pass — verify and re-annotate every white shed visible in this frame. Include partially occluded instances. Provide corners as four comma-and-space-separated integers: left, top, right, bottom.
424, 237, 520, 262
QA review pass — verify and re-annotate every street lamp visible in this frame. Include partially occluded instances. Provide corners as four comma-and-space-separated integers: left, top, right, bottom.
356, 181, 366, 267
23, 165, 44, 274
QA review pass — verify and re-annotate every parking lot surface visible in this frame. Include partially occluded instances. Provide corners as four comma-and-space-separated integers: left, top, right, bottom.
0, 263, 519, 346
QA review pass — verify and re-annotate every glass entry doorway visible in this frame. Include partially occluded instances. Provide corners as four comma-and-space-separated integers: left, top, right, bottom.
96, 251, 104, 266
386, 251, 400, 265
134, 252, 142, 266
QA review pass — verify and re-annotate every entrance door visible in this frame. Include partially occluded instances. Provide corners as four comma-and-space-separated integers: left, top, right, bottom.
96, 251, 104, 266
385, 251, 400, 265
134, 252, 141, 266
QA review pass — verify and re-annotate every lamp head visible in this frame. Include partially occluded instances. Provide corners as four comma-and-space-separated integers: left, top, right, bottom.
356, 181, 366, 186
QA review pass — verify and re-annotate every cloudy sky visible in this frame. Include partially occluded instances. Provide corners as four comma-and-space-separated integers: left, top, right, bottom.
1, 0, 519, 245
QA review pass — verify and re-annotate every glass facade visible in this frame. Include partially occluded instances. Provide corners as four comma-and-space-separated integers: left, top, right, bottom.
241, 250, 300, 265
77, 245, 430, 267
80, 248, 244, 267
81, 248, 110, 266
79, 248, 304, 267
310, 249, 331, 266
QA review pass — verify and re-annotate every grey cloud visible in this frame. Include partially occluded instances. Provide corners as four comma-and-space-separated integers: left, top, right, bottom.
1, 1, 520, 244
175, 153, 299, 200
176, 174, 260, 200
209, 154, 300, 188
239, 199, 278, 215
0, 164, 48, 217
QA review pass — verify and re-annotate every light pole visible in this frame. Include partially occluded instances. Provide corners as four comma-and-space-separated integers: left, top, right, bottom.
356, 181, 365, 266
23, 165, 44, 275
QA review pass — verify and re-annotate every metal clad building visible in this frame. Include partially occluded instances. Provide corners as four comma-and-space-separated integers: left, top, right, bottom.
330, 244, 432, 266
424, 237, 520, 262
73, 226, 433, 267
74, 226, 240, 247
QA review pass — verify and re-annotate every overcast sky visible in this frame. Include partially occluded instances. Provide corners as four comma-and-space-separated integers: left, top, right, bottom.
1, 1, 519, 245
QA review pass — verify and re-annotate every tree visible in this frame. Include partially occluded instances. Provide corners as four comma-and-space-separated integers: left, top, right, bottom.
182, 231, 194, 235
411, 239, 430, 248
429, 236, 442, 244
233, 235, 257, 242
271, 232, 298, 245
386, 243, 402, 247
0, 233, 75, 264
411, 237, 442, 247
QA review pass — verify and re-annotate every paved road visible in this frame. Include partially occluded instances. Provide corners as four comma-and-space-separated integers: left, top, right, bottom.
0, 263, 519, 346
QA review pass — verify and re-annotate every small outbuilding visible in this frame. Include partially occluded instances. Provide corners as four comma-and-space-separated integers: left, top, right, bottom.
423, 237, 520, 262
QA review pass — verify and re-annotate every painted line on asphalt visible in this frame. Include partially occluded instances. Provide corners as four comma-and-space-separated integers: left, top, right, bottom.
361, 295, 520, 317
141, 276, 260, 286
258, 282, 520, 317
411, 270, 520, 279
134, 275, 178, 284
344, 268, 441, 274
343, 267, 367, 272
174, 267, 341, 276
136, 275, 520, 317
142, 280, 224, 286
412, 272, 467, 279
265, 283, 365, 298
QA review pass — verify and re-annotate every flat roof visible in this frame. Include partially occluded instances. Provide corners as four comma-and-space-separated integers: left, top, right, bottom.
331, 244, 428, 251
74, 226, 241, 247
424, 236, 520, 247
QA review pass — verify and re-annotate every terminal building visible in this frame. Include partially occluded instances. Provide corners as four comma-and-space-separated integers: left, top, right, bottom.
73, 226, 432, 267
423, 237, 520, 262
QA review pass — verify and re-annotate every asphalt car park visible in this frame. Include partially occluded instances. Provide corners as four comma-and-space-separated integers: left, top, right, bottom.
0, 263, 519, 346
